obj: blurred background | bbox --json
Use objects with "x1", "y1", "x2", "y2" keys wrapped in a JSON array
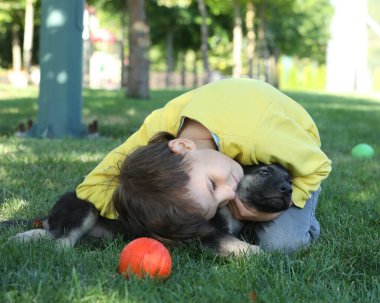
[{"x1": 0, "y1": 0, "x2": 379, "y2": 95}]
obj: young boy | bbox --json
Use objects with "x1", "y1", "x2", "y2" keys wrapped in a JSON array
[{"x1": 76, "y1": 78, "x2": 332, "y2": 253}]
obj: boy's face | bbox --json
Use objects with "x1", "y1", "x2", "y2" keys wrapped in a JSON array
[{"x1": 183, "y1": 149, "x2": 244, "y2": 219}]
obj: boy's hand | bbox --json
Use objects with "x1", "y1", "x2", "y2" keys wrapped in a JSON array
[{"x1": 228, "y1": 196, "x2": 284, "y2": 222}]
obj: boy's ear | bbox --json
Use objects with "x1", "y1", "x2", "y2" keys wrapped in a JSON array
[{"x1": 168, "y1": 138, "x2": 196, "y2": 154}]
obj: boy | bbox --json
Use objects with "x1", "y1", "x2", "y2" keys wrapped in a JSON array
[{"x1": 77, "y1": 78, "x2": 331, "y2": 253}]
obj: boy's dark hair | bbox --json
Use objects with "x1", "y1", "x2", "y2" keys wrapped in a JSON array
[{"x1": 113, "y1": 132, "x2": 215, "y2": 241}]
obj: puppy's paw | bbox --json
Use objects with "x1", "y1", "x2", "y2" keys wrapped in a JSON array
[
  {"x1": 248, "y1": 244, "x2": 263, "y2": 255},
  {"x1": 9, "y1": 229, "x2": 52, "y2": 243},
  {"x1": 232, "y1": 242, "x2": 263, "y2": 256},
  {"x1": 218, "y1": 237, "x2": 263, "y2": 257}
]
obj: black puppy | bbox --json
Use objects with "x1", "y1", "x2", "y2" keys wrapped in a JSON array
[
  {"x1": 238, "y1": 164, "x2": 292, "y2": 212},
  {"x1": 200, "y1": 163, "x2": 292, "y2": 255},
  {"x1": 6, "y1": 164, "x2": 292, "y2": 256}
]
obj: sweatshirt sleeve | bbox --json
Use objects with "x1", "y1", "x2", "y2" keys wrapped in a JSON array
[
  {"x1": 76, "y1": 108, "x2": 166, "y2": 219},
  {"x1": 253, "y1": 103, "x2": 332, "y2": 208}
]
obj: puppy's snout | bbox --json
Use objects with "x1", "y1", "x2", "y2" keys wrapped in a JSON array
[{"x1": 278, "y1": 182, "x2": 293, "y2": 194}]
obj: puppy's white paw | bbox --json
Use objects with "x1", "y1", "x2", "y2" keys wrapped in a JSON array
[
  {"x1": 249, "y1": 244, "x2": 263, "y2": 254},
  {"x1": 9, "y1": 229, "x2": 52, "y2": 243},
  {"x1": 218, "y1": 236, "x2": 263, "y2": 256}
]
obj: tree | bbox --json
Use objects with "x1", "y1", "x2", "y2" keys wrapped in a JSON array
[
  {"x1": 121, "y1": 0, "x2": 128, "y2": 87},
  {"x1": 232, "y1": 0, "x2": 242, "y2": 77},
  {"x1": 223, "y1": 0, "x2": 331, "y2": 80},
  {"x1": 0, "y1": 0, "x2": 40, "y2": 77},
  {"x1": 256, "y1": 1, "x2": 270, "y2": 81},
  {"x1": 245, "y1": 1, "x2": 255, "y2": 78},
  {"x1": 11, "y1": 22, "x2": 22, "y2": 72},
  {"x1": 264, "y1": 0, "x2": 333, "y2": 64},
  {"x1": 148, "y1": 2, "x2": 182, "y2": 87},
  {"x1": 30, "y1": 0, "x2": 86, "y2": 138},
  {"x1": 127, "y1": 0, "x2": 150, "y2": 98},
  {"x1": 0, "y1": 1, "x2": 24, "y2": 71},
  {"x1": 23, "y1": 0, "x2": 34, "y2": 81},
  {"x1": 149, "y1": 1, "x2": 201, "y2": 87},
  {"x1": 197, "y1": 0, "x2": 210, "y2": 83}
]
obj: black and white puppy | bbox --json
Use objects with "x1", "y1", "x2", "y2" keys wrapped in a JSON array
[
  {"x1": 200, "y1": 163, "x2": 292, "y2": 255},
  {"x1": 6, "y1": 163, "x2": 292, "y2": 256}
]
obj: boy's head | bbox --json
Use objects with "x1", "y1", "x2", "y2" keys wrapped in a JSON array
[
  {"x1": 113, "y1": 132, "x2": 215, "y2": 240},
  {"x1": 168, "y1": 137, "x2": 244, "y2": 220}
]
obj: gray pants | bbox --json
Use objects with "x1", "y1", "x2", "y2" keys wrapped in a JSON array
[{"x1": 254, "y1": 188, "x2": 321, "y2": 253}]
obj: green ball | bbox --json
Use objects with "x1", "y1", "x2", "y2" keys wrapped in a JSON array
[{"x1": 351, "y1": 143, "x2": 375, "y2": 159}]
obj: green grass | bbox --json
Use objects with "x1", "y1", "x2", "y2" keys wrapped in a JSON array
[{"x1": 1, "y1": 85, "x2": 379, "y2": 303}]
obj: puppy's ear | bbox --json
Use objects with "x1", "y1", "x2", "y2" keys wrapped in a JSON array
[{"x1": 168, "y1": 139, "x2": 196, "y2": 154}]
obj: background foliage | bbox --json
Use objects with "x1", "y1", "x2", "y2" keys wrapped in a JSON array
[{"x1": 0, "y1": 0, "x2": 333, "y2": 75}]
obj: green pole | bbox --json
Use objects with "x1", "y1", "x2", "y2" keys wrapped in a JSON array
[{"x1": 29, "y1": 0, "x2": 87, "y2": 138}]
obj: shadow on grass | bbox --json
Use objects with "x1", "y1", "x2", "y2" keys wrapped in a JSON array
[
  {"x1": 0, "y1": 98, "x2": 37, "y2": 136},
  {"x1": 0, "y1": 88, "x2": 186, "y2": 137},
  {"x1": 0, "y1": 137, "x2": 122, "y2": 220},
  {"x1": 287, "y1": 91, "x2": 380, "y2": 109}
]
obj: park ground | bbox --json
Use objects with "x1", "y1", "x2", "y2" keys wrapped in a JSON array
[{"x1": 0, "y1": 85, "x2": 379, "y2": 302}]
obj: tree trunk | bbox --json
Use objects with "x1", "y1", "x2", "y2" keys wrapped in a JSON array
[
  {"x1": 197, "y1": 0, "x2": 210, "y2": 84},
  {"x1": 192, "y1": 52, "x2": 198, "y2": 87},
  {"x1": 165, "y1": 29, "x2": 174, "y2": 88},
  {"x1": 12, "y1": 23, "x2": 22, "y2": 72},
  {"x1": 246, "y1": 1, "x2": 255, "y2": 78},
  {"x1": 127, "y1": 0, "x2": 150, "y2": 99},
  {"x1": 257, "y1": 2, "x2": 269, "y2": 81},
  {"x1": 121, "y1": 0, "x2": 128, "y2": 87},
  {"x1": 23, "y1": 0, "x2": 34, "y2": 82},
  {"x1": 82, "y1": 8, "x2": 92, "y2": 87},
  {"x1": 271, "y1": 48, "x2": 280, "y2": 88},
  {"x1": 232, "y1": 0, "x2": 242, "y2": 78},
  {"x1": 180, "y1": 51, "x2": 186, "y2": 87}
]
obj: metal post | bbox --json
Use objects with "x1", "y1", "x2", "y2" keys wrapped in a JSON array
[{"x1": 28, "y1": 0, "x2": 87, "y2": 138}]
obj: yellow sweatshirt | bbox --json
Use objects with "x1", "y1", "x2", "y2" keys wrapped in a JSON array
[{"x1": 77, "y1": 78, "x2": 332, "y2": 219}]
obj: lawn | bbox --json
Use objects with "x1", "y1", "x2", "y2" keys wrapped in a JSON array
[{"x1": 0, "y1": 85, "x2": 379, "y2": 303}]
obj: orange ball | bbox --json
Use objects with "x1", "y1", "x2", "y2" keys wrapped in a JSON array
[{"x1": 119, "y1": 237, "x2": 172, "y2": 280}]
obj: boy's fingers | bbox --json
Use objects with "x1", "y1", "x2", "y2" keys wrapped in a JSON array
[
  {"x1": 229, "y1": 197, "x2": 284, "y2": 222},
  {"x1": 229, "y1": 198, "x2": 256, "y2": 220}
]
